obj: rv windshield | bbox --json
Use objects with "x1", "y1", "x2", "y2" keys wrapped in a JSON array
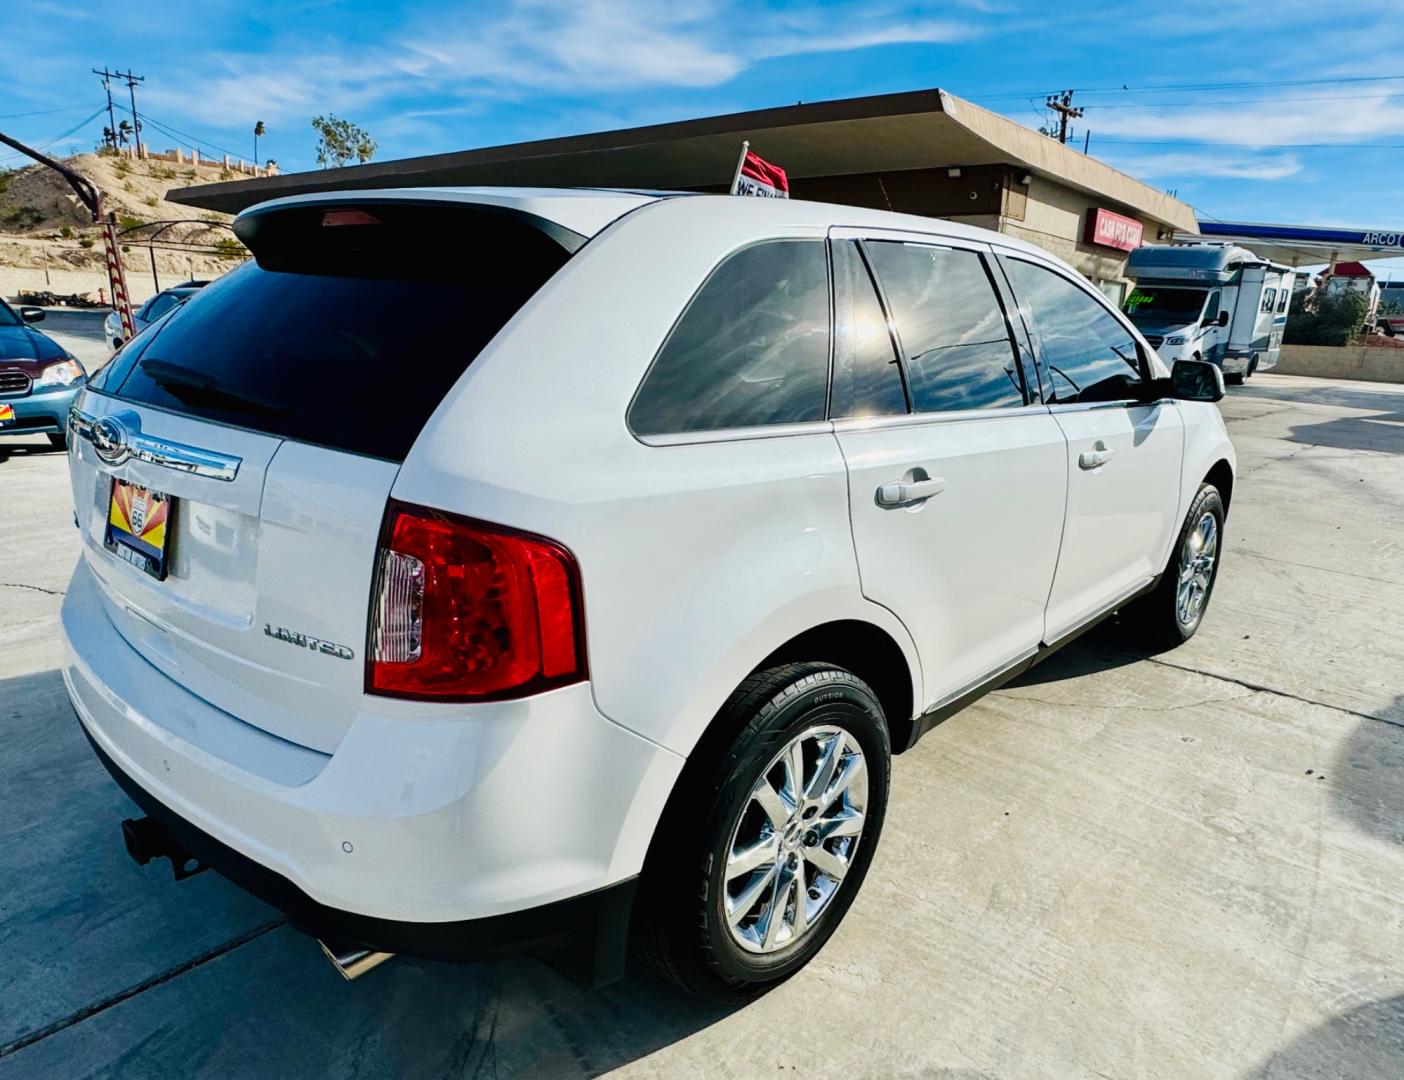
[{"x1": 1123, "y1": 287, "x2": 1207, "y2": 322}]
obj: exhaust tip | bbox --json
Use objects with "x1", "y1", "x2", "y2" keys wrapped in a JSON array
[{"x1": 318, "y1": 939, "x2": 394, "y2": 981}]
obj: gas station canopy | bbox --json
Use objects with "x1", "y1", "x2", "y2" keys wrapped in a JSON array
[{"x1": 1174, "y1": 221, "x2": 1404, "y2": 269}]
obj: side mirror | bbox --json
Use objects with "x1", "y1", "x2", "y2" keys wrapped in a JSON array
[
  {"x1": 19, "y1": 306, "x2": 44, "y2": 323},
  {"x1": 1171, "y1": 359, "x2": 1225, "y2": 402},
  {"x1": 1218, "y1": 310, "x2": 1230, "y2": 328}
]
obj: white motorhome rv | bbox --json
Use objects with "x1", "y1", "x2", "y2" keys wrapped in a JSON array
[{"x1": 1125, "y1": 244, "x2": 1294, "y2": 383}]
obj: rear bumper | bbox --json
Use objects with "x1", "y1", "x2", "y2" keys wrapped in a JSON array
[
  {"x1": 61, "y1": 556, "x2": 683, "y2": 947},
  {"x1": 82, "y1": 723, "x2": 637, "y2": 966},
  {"x1": 0, "y1": 382, "x2": 80, "y2": 435}
]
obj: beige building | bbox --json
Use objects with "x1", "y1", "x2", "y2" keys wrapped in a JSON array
[{"x1": 170, "y1": 88, "x2": 1198, "y2": 301}]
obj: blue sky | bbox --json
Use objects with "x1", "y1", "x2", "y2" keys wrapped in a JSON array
[{"x1": 2, "y1": 0, "x2": 1402, "y2": 273}]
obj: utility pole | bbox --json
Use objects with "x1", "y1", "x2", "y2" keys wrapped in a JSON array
[
  {"x1": 93, "y1": 68, "x2": 144, "y2": 152},
  {"x1": 93, "y1": 68, "x2": 117, "y2": 150},
  {"x1": 1043, "y1": 90, "x2": 1084, "y2": 145},
  {"x1": 122, "y1": 69, "x2": 144, "y2": 151}
]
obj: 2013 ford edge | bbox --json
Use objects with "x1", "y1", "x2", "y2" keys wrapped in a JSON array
[{"x1": 62, "y1": 188, "x2": 1233, "y2": 1001}]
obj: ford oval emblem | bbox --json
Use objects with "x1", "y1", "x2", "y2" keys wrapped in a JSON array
[{"x1": 91, "y1": 416, "x2": 131, "y2": 465}]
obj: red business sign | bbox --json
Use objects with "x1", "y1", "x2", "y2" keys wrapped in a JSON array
[{"x1": 1085, "y1": 208, "x2": 1144, "y2": 252}]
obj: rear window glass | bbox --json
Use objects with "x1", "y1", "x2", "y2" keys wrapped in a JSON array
[{"x1": 102, "y1": 203, "x2": 576, "y2": 461}]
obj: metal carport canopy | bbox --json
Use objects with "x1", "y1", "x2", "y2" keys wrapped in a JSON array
[
  {"x1": 1178, "y1": 221, "x2": 1404, "y2": 268},
  {"x1": 164, "y1": 88, "x2": 1196, "y2": 235}
]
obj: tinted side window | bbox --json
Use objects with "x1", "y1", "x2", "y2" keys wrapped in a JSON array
[
  {"x1": 629, "y1": 241, "x2": 830, "y2": 436},
  {"x1": 831, "y1": 241, "x2": 907, "y2": 419},
  {"x1": 1277, "y1": 288, "x2": 1289, "y2": 313},
  {"x1": 864, "y1": 241, "x2": 1024, "y2": 413},
  {"x1": 143, "y1": 293, "x2": 181, "y2": 321},
  {"x1": 1002, "y1": 258, "x2": 1142, "y2": 404},
  {"x1": 1260, "y1": 288, "x2": 1276, "y2": 313}
]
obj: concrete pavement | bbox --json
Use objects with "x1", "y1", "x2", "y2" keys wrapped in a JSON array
[{"x1": 0, "y1": 373, "x2": 1400, "y2": 1079}]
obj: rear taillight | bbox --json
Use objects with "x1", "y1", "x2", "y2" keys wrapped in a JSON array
[{"x1": 367, "y1": 502, "x2": 586, "y2": 700}]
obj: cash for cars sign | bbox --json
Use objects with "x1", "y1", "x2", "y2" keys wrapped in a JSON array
[{"x1": 730, "y1": 141, "x2": 789, "y2": 199}]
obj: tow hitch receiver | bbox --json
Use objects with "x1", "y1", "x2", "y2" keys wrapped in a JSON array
[{"x1": 121, "y1": 816, "x2": 208, "y2": 881}]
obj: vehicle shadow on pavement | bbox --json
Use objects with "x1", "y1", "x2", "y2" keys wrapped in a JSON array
[
  {"x1": 0, "y1": 666, "x2": 740, "y2": 1078},
  {"x1": 1002, "y1": 617, "x2": 1156, "y2": 690},
  {"x1": 0, "y1": 443, "x2": 65, "y2": 465},
  {"x1": 1238, "y1": 694, "x2": 1404, "y2": 1077},
  {"x1": 1234, "y1": 381, "x2": 1404, "y2": 456}
]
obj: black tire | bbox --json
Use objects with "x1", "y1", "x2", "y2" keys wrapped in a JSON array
[
  {"x1": 45, "y1": 432, "x2": 67, "y2": 450},
  {"x1": 1125, "y1": 483, "x2": 1225, "y2": 649},
  {"x1": 636, "y1": 663, "x2": 891, "y2": 1002},
  {"x1": 1224, "y1": 371, "x2": 1245, "y2": 385}
]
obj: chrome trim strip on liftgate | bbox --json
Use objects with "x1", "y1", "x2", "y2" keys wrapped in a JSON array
[{"x1": 70, "y1": 408, "x2": 242, "y2": 482}]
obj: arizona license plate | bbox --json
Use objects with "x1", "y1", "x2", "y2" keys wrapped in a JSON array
[
  {"x1": 105, "y1": 479, "x2": 173, "y2": 580},
  {"x1": 0, "y1": 403, "x2": 13, "y2": 427}
]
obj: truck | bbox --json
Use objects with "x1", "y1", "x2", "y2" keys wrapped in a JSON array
[{"x1": 1124, "y1": 244, "x2": 1294, "y2": 384}]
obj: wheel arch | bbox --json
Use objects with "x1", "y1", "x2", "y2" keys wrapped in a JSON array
[
  {"x1": 1204, "y1": 458, "x2": 1234, "y2": 513},
  {"x1": 634, "y1": 617, "x2": 918, "y2": 929}
]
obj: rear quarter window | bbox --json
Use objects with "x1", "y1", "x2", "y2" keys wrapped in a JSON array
[{"x1": 628, "y1": 240, "x2": 831, "y2": 436}]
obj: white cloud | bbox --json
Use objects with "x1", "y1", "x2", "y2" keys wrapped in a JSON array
[
  {"x1": 1090, "y1": 95, "x2": 1404, "y2": 147},
  {"x1": 1101, "y1": 150, "x2": 1304, "y2": 181},
  {"x1": 141, "y1": 0, "x2": 984, "y2": 129}
]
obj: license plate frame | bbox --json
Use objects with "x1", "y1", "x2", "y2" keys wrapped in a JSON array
[{"x1": 104, "y1": 478, "x2": 174, "y2": 580}]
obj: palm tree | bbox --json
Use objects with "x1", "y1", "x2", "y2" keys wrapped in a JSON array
[
  {"x1": 116, "y1": 119, "x2": 134, "y2": 147},
  {"x1": 253, "y1": 121, "x2": 265, "y2": 166}
]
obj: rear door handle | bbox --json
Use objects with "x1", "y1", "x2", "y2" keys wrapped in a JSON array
[
  {"x1": 1078, "y1": 442, "x2": 1115, "y2": 470},
  {"x1": 877, "y1": 476, "x2": 946, "y2": 507}
]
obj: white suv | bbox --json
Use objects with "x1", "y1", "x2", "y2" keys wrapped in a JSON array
[{"x1": 61, "y1": 188, "x2": 1234, "y2": 1000}]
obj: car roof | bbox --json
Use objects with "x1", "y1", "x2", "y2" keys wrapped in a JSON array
[{"x1": 235, "y1": 185, "x2": 1052, "y2": 257}]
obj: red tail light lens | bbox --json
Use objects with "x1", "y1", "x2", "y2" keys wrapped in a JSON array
[{"x1": 367, "y1": 502, "x2": 586, "y2": 700}]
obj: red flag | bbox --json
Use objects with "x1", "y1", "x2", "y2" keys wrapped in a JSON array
[{"x1": 732, "y1": 145, "x2": 789, "y2": 199}]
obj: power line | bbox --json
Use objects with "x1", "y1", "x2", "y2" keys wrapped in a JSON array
[
  {"x1": 0, "y1": 106, "x2": 105, "y2": 165},
  {"x1": 1095, "y1": 137, "x2": 1404, "y2": 149},
  {"x1": 0, "y1": 103, "x2": 90, "y2": 120},
  {"x1": 969, "y1": 73, "x2": 1404, "y2": 102},
  {"x1": 113, "y1": 102, "x2": 246, "y2": 161},
  {"x1": 1083, "y1": 92, "x2": 1404, "y2": 110}
]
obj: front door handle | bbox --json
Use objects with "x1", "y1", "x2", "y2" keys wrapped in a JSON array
[
  {"x1": 877, "y1": 476, "x2": 946, "y2": 507},
  {"x1": 1078, "y1": 442, "x2": 1115, "y2": 470}
]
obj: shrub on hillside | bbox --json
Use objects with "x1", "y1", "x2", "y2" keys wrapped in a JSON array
[{"x1": 1284, "y1": 288, "x2": 1370, "y2": 347}]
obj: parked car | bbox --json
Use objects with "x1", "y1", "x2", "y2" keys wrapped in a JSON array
[
  {"x1": 1376, "y1": 311, "x2": 1404, "y2": 337},
  {"x1": 62, "y1": 189, "x2": 1234, "y2": 1001},
  {"x1": 0, "y1": 298, "x2": 86, "y2": 448},
  {"x1": 103, "y1": 286, "x2": 203, "y2": 354}
]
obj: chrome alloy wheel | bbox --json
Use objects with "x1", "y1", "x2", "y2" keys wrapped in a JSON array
[
  {"x1": 723, "y1": 725, "x2": 868, "y2": 954},
  {"x1": 1177, "y1": 511, "x2": 1219, "y2": 627}
]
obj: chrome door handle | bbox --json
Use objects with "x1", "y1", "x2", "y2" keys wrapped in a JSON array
[
  {"x1": 877, "y1": 476, "x2": 946, "y2": 507},
  {"x1": 1078, "y1": 444, "x2": 1115, "y2": 470},
  {"x1": 70, "y1": 408, "x2": 241, "y2": 482}
]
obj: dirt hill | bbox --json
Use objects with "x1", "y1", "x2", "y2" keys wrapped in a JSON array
[{"x1": 0, "y1": 152, "x2": 244, "y2": 280}]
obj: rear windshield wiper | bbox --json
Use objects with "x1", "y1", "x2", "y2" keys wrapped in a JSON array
[{"x1": 136, "y1": 358, "x2": 289, "y2": 417}]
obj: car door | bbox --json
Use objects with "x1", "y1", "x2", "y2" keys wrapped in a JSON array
[
  {"x1": 831, "y1": 230, "x2": 1068, "y2": 712},
  {"x1": 998, "y1": 252, "x2": 1185, "y2": 641},
  {"x1": 1201, "y1": 289, "x2": 1224, "y2": 363}
]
